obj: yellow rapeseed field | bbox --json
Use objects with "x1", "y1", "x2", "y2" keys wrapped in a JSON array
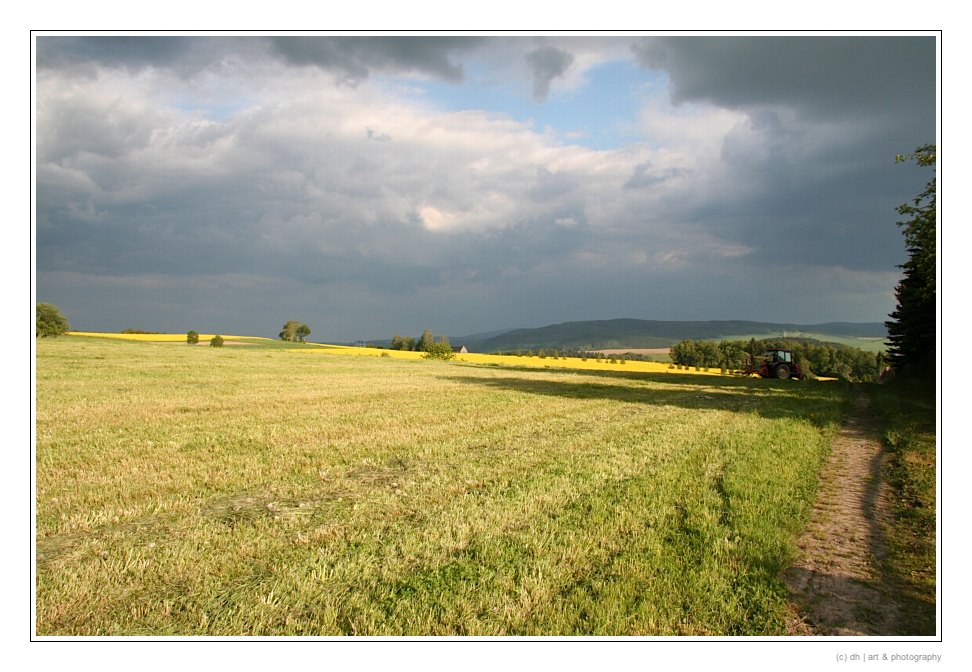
[
  {"x1": 65, "y1": 332, "x2": 828, "y2": 379},
  {"x1": 292, "y1": 343, "x2": 729, "y2": 376}
]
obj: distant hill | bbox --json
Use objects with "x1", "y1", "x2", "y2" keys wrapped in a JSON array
[
  {"x1": 363, "y1": 328, "x2": 515, "y2": 350},
  {"x1": 471, "y1": 319, "x2": 888, "y2": 353}
]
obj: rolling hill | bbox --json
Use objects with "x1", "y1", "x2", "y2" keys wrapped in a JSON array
[{"x1": 465, "y1": 319, "x2": 887, "y2": 353}]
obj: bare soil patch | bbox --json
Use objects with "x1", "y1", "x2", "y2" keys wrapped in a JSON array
[{"x1": 784, "y1": 394, "x2": 903, "y2": 635}]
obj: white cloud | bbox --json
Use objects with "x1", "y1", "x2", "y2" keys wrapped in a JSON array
[
  {"x1": 638, "y1": 95, "x2": 748, "y2": 154},
  {"x1": 33, "y1": 58, "x2": 841, "y2": 285}
]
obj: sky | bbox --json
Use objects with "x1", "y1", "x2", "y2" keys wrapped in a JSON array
[{"x1": 33, "y1": 34, "x2": 938, "y2": 342}]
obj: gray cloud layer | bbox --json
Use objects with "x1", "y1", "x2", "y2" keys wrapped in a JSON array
[
  {"x1": 632, "y1": 36, "x2": 935, "y2": 122},
  {"x1": 36, "y1": 35, "x2": 484, "y2": 84},
  {"x1": 631, "y1": 36, "x2": 936, "y2": 271},
  {"x1": 34, "y1": 35, "x2": 936, "y2": 340}
]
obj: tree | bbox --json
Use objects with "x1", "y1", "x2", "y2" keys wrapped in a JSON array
[
  {"x1": 36, "y1": 302, "x2": 70, "y2": 337},
  {"x1": 210, "y1": 334, "x2": 224, "y2": 347},
  {"x1": 670, "y1": 340, "x2": 697, "y2": 366},
  {"x1": 885, "y1": 145, "x2": 936, "y2": 379},
  {"x1": 416, "y1": 329, "x2": 435, "y2": 352},
  {"x1": 422, "y1": 337, "x2": 455, "y2": 360},
  {"x1": 187, "y1": 330, "x2": 199, "y2": 345},
  {"x1": 279, "y1": 320, "x2": 311, "y2": 343}
]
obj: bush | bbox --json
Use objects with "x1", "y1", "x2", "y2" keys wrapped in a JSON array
[
  {"x1": 422, "y1": 341, "x2": 455, "y2": 360},
  {"x1": 210, "y1": 335, "x2": 224, "y2": 348},
  {"x1": 187, "y1": 331, "x2": 200, "y2": 345},
  {"x1": 36, "y1": 303, "x2": 70, "y2": 337}
]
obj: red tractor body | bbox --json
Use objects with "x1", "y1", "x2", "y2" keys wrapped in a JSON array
[{"x1": 747, "y1": 349, "x2": 803, "y2": 380}]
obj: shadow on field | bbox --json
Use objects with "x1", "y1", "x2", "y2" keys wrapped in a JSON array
[{"x1": 445, "y1": 368, "x2": 847, "y2": 428}]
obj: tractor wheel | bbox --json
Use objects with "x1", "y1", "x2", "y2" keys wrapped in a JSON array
[{"x1": 775, "y1": 364, "x2": 791, "y2": 380}]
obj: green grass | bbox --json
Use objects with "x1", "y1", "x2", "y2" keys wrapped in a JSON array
[
  {"x1": 866, "y1": 380, "x2": 937, "y2": 634},
  {"x1": 35, "y1": 336, "x2": 850, "y2": 636}
]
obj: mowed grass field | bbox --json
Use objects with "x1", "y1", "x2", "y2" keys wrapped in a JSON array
[{"x1": 35, "y1": 335, "x2": 851, "y2": 636}]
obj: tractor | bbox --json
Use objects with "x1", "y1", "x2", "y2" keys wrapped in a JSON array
[{"x1": 746, "y1": 349, "x2": 803, "y2": 380}]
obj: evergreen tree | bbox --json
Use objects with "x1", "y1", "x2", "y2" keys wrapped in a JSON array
[{"x1": 886, "y1": 145, "x2": 936, "y2": 379}]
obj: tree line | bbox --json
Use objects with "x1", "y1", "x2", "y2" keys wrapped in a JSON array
[
  {"x1": 390, "y1": 329, "x2": 446, "y2": 352},
  {"x1": 670, "y1": 338, "x2": 884, "y2": 382},
  {"x1": 389, "y1": 329, "x2": 455, "y2": 359}
]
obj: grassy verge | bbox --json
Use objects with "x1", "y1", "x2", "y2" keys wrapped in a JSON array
[
  {"x1": 35, "y1": 336, "x2": 849, "y2": 636},
  {"x1": 866, "y1": 380, "x2": 937, "y2": 634}
]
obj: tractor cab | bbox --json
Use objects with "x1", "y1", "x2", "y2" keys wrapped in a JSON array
[
  {"x1": 749, "y1": 349, "x2": 803, "y2": 380},
  {"x1": 763, "y1": 349, "x2": 792, "y2": 364}
]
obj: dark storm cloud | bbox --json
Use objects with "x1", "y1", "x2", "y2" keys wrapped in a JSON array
[
  {"x1": 524, "y1": 46, "x2": 575, "y2": 101},
  {"x1": 631, "y1": 35, "x2": 936, "y2": 274},
  {"x1": 267, "y1": 36, "x2": 481, "y2": 84},
  {"x1": 36, "y1": 36, "x2": 190, "y2": 70},
  {"x1": 33, "y1": 36, "x2": 265, "y2": 78},
  {"x1": 36, "y1": 35, "x2": 485, "y2": 84},
  {"x1": 631, "y1": 36, "x2": 936, "y2": 123}
]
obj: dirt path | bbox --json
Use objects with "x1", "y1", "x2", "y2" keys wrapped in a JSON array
[{"x1": 783, "y1": 393, "x2": 903, "y2": 635}]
